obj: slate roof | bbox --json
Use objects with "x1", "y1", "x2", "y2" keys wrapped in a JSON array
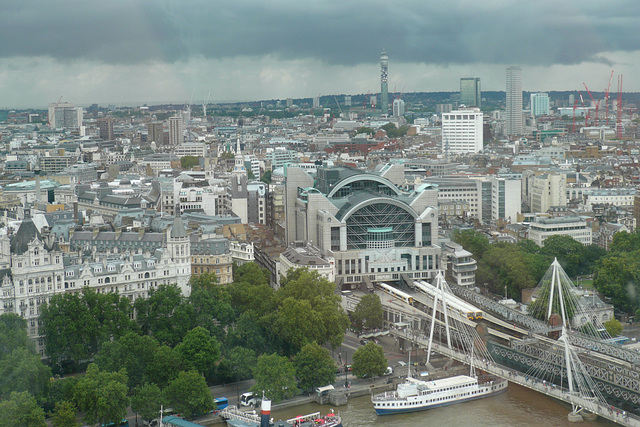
[
  {"x1": 170, "y1": 216, "x2": 188, "y2": 238},
  {"x1": 10, "y1": 218, "x2": 42, "y2": 255}
]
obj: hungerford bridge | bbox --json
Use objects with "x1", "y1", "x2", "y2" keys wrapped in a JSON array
[{"x1": 346, "y1": 260, "x2": 640, "y2": 425}]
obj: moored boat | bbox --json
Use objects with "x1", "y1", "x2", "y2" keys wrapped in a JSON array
[
  {"x1": 372, "y1": 373, "x2": 507, "y2": 415},
  {"x1": 222, "y1": 397, "x2": 342, "y2": 427}
]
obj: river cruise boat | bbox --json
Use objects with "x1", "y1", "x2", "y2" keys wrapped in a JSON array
[
  {"x1": 222, "y1": 397, "x2": 342, "y2": 427},
  {"x1": 372, "y1": 374, "x2": 507, "y2": 415}
]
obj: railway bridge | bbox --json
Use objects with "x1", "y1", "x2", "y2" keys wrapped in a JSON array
[{"x1": 345, "y1": 261, "x2": 640, "y2": 425}]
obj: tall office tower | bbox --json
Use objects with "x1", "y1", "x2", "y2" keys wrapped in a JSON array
[
  {"x1": 506, "y1": 66, "x2": 523, "y2": 136},
  {"x1": 97, "y1": 117, "x2": 114, "y2": 141},
  {"x1": 286, "y1": 98, "x2": 293, "y2": 108},
  {"x1": 168, "y1": 116, "x2": 184, "y2": 146},
  {"x1": 530, "y1": 92, "x2": 550, "y2": 116},
  {"x1": 460, "y1": 77, "x2": 481, "y2": 108},
  {"x1": 147, "y1": 122, "x2": 164, "y2": 144},
  {"x1": 344, "y1": 96, "x2": 352, "y2": 106},
  {"x1": 441, "y1": 108, "x2": 484, "y2": 154},
  {"x1": 313, "y1": 96, "x2": 320, "y2": 109},
  {"x1": 380, "y1": 50, "x2": 389, "y2": 114},
  {"x1": 569, "y1": 94, "x2": 575, "y2": 106},
  {"x1": 392, "y1": 98, "x2": 405, "y2": 117}
]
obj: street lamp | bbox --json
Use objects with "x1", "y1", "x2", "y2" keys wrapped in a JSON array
[
  {"x1": 343, "y1": 349, "x2": 349, "y2": 389},
  {"x1": 235, "y1": 367, "x2": 240, "y2": 407}
]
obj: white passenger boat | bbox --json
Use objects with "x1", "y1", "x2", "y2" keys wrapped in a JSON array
[{"x1": 372, "y1": 373, "x2": 507, "y2": 415}]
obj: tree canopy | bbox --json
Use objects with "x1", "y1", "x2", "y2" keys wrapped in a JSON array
[
  {"x1": 94, "y1": 332, "x2": 159, "y2": 391},
  {"x1": 251, "y1": 353, "x2": 299, "y2": 403},
  {"x1": 351, "y1": 294, "x2": 383, "y2": 331},
  {"x1": 352, "y1": 342, "x2": 387, "y2": 379},
  {"x1": 73, "y1": 364, "x2": 129, "y2": 426},
  {"x1": 131, "y1": 383, "x2": 165, "y2": 423},
  {"x1": 134, "y1": 284, "x2": 196, "y2": 347},
  {"x1": 40, "y1": 289, "x2": 136, "y2": 367},
  {"x1": 0, "y1": 313, "x2": 32, "y2": 357},
  {"x1": 174, "y1": 326, "x2": 221, "y2": 376},
  {"x1": 0, "y1": 391, "x2": 46, "y2": 427},
  {"x1": 180, "y1": 156, "x2": 200, "y2": 169},
  {"x1": 294, "y1": 342, "x2": 336, "y2": 391},
  {"x1": 163, "y1": 371, "x2": 214, "y2": 418},
  {"x1": 275, "y1": 268, "x2": 349, "y2": 351},
  {"x1": 0, "y1": 348, "x2": 51, "y2": 402},
  {"x1": 50, "y1": 401, "x2": 80, "y2": 427}
]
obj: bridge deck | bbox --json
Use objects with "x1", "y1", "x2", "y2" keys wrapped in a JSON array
[{"x1": 391, "y1": 329, "x2": 639, "y2": 426}]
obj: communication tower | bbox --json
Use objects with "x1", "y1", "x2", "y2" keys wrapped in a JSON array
[{"x1": 380, "y1": 50, "x2": 389, "y2": 115}]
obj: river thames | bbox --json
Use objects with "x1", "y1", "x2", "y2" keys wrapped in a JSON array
[{"x1": 270, "y1": 382, "x2": 617, "y2": 426}]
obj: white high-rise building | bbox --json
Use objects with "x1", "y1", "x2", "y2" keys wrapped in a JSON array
[
  {"x1": 48, "y1": 102, "x2": 83, "y2": 129},
  {"x1": 313, "y1": 97, "x2": 320, "y2": 109},
  {"x1": 441, "y1": 108, "x2": 483, "y2": 154},
  {"x1": 530, "y1": 93, "x2": 550, "y2": 116},
  {"x1": 490, "y1": 176, "x2": 521, "y2": 223},
  {"x1": 530, "y1": 173, "x2": 567, "y2": 213},
  {"x1": 344, "y1": 96, "x2": 352, "y2": 107},
  {"x1": 168, "y1": 116, "x2": 184, "y2": 146},
  {"x1": 392, "y1": 98, "x2": 406, "y2": 117},
  {"x1": 506, "y1": 66, "x2": 523, "y2": 136}
]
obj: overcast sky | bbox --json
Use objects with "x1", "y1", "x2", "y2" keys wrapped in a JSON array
[{"x1": 1, "y1": 0, "x2": 639, "y2": 108}]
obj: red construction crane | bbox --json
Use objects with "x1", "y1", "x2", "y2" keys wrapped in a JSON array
[
  {"x1": 583, "y1": 82, "x2": 600, "y2": 126},
  {"x1": 617, "y1": 74, "x2": 623, "y2": 139},
  {"x1": 604, "y1": 70, "x2": 614, "y2": 126}
]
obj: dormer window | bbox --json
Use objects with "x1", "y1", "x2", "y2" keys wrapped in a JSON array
[{"x1": 34, "y1": 249, "x2": 39, "y2": 256}]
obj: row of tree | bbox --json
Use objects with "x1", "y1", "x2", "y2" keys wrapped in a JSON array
[
  {"x1": 453, "y1": 230, "x2": 606, "y2": 301},
  {"x1": 10, "y1": 265, "x2": 355, "y2": 425}
]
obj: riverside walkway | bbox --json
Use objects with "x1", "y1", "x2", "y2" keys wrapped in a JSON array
[{"x1": 391, "y1": 328, "x2": 639, "y2": 426}]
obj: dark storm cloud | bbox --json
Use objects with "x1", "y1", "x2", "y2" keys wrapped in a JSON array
[{"x1": 1, "y1": 0, "x2": 638, "y2": 66}]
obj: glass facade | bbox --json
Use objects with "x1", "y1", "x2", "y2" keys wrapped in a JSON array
[{"x1": 345, "y1": 203, "x2": 414, "y2": 250}]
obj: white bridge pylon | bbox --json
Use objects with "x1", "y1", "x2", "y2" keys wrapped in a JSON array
[
  {"x1": 559, "y1": 326, "x2": 608, "y2": 415},
  {"x1": 424, "y1": 271, "x2": 490, "y2": 372},
  {"x1": 529, "y1": 257, "x2": 611, "y2": 339}
]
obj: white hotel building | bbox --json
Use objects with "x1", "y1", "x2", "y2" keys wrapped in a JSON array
[
  {"x1": 441, "y1": 108, "x2": 483, "y2": 154},
  {"x1": 528, "y1": 216, "x2": 592, "y2": 247},
  {"x1": 0, "y1": 216, "x2": 192, "y2": 355}
]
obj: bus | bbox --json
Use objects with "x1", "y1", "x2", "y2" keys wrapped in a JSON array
[{"x1": 214, "y1": 397, "x2": 229, "y2": 410}]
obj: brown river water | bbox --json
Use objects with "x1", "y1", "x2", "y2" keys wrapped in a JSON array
[{"x1": 269, "y1": 382, "x2": 617, "y2": 426}]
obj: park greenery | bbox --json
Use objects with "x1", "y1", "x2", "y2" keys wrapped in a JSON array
[
  {"x1": 8, "y1": 225, "x2": 640, "y2": 423},
  {"x1": 180, "y1": 155, "x2": 200, "y2": 169},
  {"x1": 351, "y1": 294, "x2": 383, "y2": 331},
  {"x1": 453, "y1": 230, "x2": 606, "y2": 302},
  {"x1": 0, "y1": 266, "x2": 354, "y2": 423},
  {"x1": 352, "y1": 342, "x2": 387, "y2": 379}
]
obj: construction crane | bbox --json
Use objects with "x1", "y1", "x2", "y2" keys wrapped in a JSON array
[
  {"x1": 582, "y1": 82, "x2": 600, "y2": 126},
  {"x1": 617, "y1": 74, "x2": 624, "y2": 139},
  {"x1": 333, "y1": 95, "x2": 343, "y2": 116},
  {"x1": 48, "y1": 95, "x2": 63, "y2": 128},
  {"x1": 604, "y1": 70, "x2": 614, "y2": 126},
  {"x1": 578, "y1": 91, "x2": 588, "y2": 128}
]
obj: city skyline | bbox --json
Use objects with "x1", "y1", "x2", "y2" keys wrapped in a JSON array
[{"x1": 1, "y1": 1, "x2": 640, "y2": 107}]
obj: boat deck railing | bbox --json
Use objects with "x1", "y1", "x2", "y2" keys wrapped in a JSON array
[
  {"x1": 285, "y1": 412, "x2": 320, "y2": 423},
  {"x1": 219, "y1": 405, "x2": 261, "y2": 423}
]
